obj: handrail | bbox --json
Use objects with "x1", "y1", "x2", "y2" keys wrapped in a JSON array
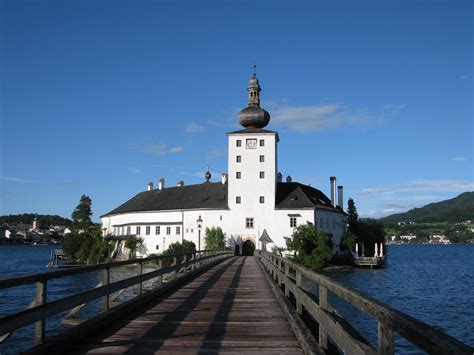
[
  {"x1": 0, "y1": 250, "x2": 211, "y2": 289},
  {"x1": 0, "y1": 250, "x2": 233, "y2": 348},
  {"x1": 257, "y1": 250, "x2": 473, "y2": 354}
]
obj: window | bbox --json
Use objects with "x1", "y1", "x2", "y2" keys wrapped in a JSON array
[
  {"x1": 156, "y1": 245, "x2": 159, "y2": 250},
  {"x1": 259, "y1": 196, "x2": 265, "y2": 204},
  {"x1": 220, "y1": 215, "x2": 222, "y2": 221},
  {"x1": 126, "y1": 226, "x2": 131, "y2": 235},
  {"x1": 259, "y1": 139, "x2": 264, "y2": 146},
  {"x1": 236, "y1": 196, "x2": 241, "y2": 204},
  {"x1": 236, "y1": 155, "x2": 241, "y2": 163},
  {"x1": 236, "y1": 171, "x2": 241, "y2": 179},
  {"x1": 260, "y1": 155, "x2": 265, "y2": 162},
  {"x1": 290, "y1": 217, "x2": 297, "y2": 228},
  {"x1": 146, "y1": 226, "x2": 150, "y2": 235},
  {"x1": 136, "y1": 226, "x2": 141, "y2": 235},
  {"x1": 259, "y1": 171, "x2": 265, "y2": 179},
  {"x1": 166, "y1": 226, "x2": 171, "y2": 235},
  {"x1": 236, "y1": 140, "x2": 241, "y2": 147},
  {"x1": 246, "y1": 217, "x2": 254, "y2": 229},
  {"x1": 176, "y1": 226, "x2": 181, "y2": 235},
  {"x1": 191, "y1": 228, "x2": 194, "y2": 233},
  {"x1": 156, "y1": 226, "x2": 160, "y2": 235}
]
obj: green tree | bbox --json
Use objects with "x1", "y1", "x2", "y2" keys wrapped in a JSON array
[
  {"x1": 71, "y1": 195, "x2": 94, "y2": 233},
  {"x1": 347, "y1": 198, "x2": 359, "y2": 233},
  {"x1": 340, "y1": 230, "x2": 358, "y2": 252},
  {"x1": 204, "y1": 227, "x2": 226, "y2": 250},
  {"x1": 285, "y1": 223, "x2": 333, "y2": 270},
  {"x1": 161, "y1": 240, "x2": 196, "y2": 266},
  {"x1": 62, "y1": 195, "x2": 113, "y2": 264}
]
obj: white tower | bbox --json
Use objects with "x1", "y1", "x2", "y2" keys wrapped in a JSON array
[{"x1": 227, "y1": 66, "x2": 279, "y2": 251}]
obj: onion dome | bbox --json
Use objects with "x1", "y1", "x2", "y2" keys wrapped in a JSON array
[
  {"x1": 238, "y1": 65, "x2": 271, "y2": 129},
  {"x1": 204, "y1": 169, "x2": 212, "y2": 182}
]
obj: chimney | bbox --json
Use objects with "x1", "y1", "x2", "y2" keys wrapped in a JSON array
[
  {"x1": 158, "y1": 178, "x2": 165, "y2": 190},
  {"x1": 337, "y1": 186, "x2": 344, "y2": 209},
  {"x1": 330, "y1": 176, "x2": 337, "y2": 207},
  {"x1": 147, "y1": 182, "x2": 154, "y2": 191},
  {"x1": 286, "y1": 175, "x2": 292, "y2": 183},
  {"x1": 177, "y1": 180, "x2": 184, "y2": 187},
  {"x1": 277, "y1": 172, "x2": 283, "y2": 183},
  {"x1": 221, "y1": 173, "x2": 228, "y2": 185}
]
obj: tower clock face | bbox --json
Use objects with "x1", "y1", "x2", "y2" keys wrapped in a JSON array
[{"x1": 246, "y1": 138, "x2": 257, "y2": 149}]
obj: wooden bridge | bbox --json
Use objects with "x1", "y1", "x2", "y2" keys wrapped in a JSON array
[{"x1": 0, "y1": 250, "x2": 473, "y2": 354}]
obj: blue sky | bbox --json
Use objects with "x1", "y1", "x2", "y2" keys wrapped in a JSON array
[{"x1": 1, "y1": 0, "x2": 472, "y2": 221}]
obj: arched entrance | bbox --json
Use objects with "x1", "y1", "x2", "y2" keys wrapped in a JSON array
[{"x1": 242, "y1": 240, "x2": 255, "y2": 256}]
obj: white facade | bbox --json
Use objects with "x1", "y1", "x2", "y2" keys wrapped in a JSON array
[{"x1": 101, "y1": 72, "x2": 347, "y2": 256}]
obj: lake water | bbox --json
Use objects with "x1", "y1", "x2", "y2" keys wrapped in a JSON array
[
  {"x1": 319, "y1": 244, "x2": 474, "y2": 353},
  {"x1": 0, "y1": 244, "x2": 473, "y2": 354}
]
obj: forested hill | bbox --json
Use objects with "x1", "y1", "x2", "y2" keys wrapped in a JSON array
[
  {"x1": 0, "y1": 214, "x2": 72, "y2": 227},
  {"x1": 380, "y1": 192, "x2": 474, "y2": 224}
]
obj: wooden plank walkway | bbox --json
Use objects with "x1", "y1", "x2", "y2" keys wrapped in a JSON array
[{"x1": 72, "y1": 256, "x2": 303, "y2": 354}]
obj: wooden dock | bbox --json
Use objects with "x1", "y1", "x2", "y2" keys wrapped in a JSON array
[
  {"x1": 1, "y1": 250, "x2": 473, "y2": 354},
  {"x1": 71, "y1": 257, "x2": 303, "y2": 354}
]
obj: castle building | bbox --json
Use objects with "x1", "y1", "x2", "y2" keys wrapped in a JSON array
[{"x1": 101, "y1": 70, "x2": 347, "y2": 256}]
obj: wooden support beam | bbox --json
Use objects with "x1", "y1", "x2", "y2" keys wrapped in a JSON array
[
  {"x1": 34, "y1": 280, "x2": 47, "y2": 345},
  {"x1": 378, "y1": 322, "x2": 395, "y2": 355},
  {"x1": 319, "y1": 285, "x2": 328, "y2": 349}
]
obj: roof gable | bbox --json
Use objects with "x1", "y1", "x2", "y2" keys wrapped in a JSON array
[{"x1": 102, "y1": 182, "x2": 228, "y2": 217}]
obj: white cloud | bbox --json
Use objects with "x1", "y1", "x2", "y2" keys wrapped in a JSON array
[
  {"x1": 185, "y1": 122, "x2": 205, "y2": 133},
  {"x1": 451, "y1": 156, "x2": 467, "y2": 162},
  {"x1": 206, "y1": 148, "x2": 225, "y2": 161},
  {"x1": 128, "y1": 167, "x2": 142, "y2": 174},
  {"x1": 1, "y1": 176, "x2": 41, "y2": 184},
  {"x1": 271, "y1": 103, "x2": 371, "y2": 133},
  {"x1": 359, "y1": 179, "x2": 474, "y2": 196},
  {"x1": 169, "y1": 146, "x2": 184, "y2": 154},
  {"x1": 130, "y1": 142, "x2": 184, "y2": 156},
  {"x1": 382, "y1": 104, "x2": 406, "y2": 115}
]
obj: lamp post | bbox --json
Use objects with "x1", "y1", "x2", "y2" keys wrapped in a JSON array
[{"x1": 196, "y1": 215, "x2": 203, "y2": 251}]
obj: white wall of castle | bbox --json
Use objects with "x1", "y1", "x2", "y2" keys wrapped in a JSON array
[{"x1": 101, "y1": 129, "x2": 347, "y2": 256}]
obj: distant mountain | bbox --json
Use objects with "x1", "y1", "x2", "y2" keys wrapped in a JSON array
[
  {"x1": 0, "y1": 214, "x2": 72, "y2": 227},
  {"x1": 380, "y1": 192, "x2": 474, "y2": 224}
]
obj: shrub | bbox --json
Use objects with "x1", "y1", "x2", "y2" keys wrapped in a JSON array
[
  {"x1": 204, "y1": 227, "x2": 225, "y2": 251},
  {"x1": 285, "y1": 223, "x2": 333, "y2": 270}
]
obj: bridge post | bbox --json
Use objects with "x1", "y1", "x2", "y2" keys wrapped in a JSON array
[
  {"x1": 378, "y1": 322, "x2": 395, "y2": 355},
  {"x1": 277, "y1": 259, "x2": 282, "y2": 287},
  {"x1": 158, "y1": 259, "x2": 163, "y2": 286},
  {"x1": 319, "y1": 285, "x2": 328, "y2": 349},
  {"x1": 296, "y1": 271, "x2": 302, "y2": 314},
  {"x1": 284, "y1": 262, "x2": 290, "y2": 297},
  {"x1": 34, "y1": 280, "x2": 47, "y2": 345},
  {"x1": 172, "y1": 257, "x2": 177, "y2": 279},
  {"x1": 138, "y1": 261, "x2": 143, "y2": 296},
  {"x1": 102, "y1": 267, "x2": 110, "y2": 312}
]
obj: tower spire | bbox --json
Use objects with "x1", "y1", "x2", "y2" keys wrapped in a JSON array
[
  {"x1": 238, "y1": 64, "x2": 270, "y2": 129},
  {"x1": 247, "y1": 63, "x2": 261, "y2": 106}
]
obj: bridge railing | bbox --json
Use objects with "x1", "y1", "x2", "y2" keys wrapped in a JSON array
[
  {"x1": 0, "y1": 250, "x2": 233, "y2": 348},
  {"x1": 257, "y1": 250, "x2": 473, "y2": 355}
]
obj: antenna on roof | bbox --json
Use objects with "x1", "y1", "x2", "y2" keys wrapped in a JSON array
[{"x1": 252, "y1": 58, "x2": 256, "y2": 75}]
